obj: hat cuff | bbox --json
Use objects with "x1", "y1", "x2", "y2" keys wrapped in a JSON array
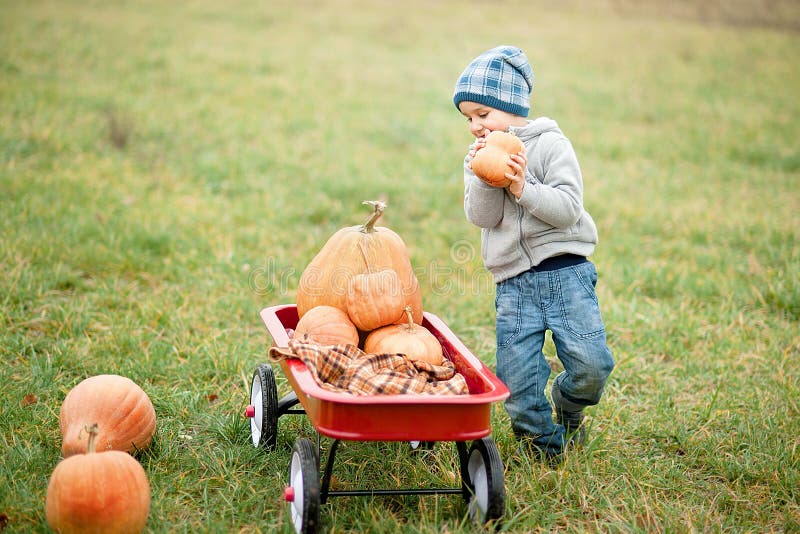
[{"x1": 453, "y1": 91, "x2": 529, "y2": 118}]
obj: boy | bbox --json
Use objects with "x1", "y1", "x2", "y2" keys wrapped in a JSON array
[{"x1": 453, "y1": 45, "x2": 615, "y2": 459}]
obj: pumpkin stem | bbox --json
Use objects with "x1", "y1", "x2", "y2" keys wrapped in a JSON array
[
  {"x1": 403, "y1": 305, "x2": 415, "y2": 332},
  {"x1": 361, "y1": 200, "x2": 386, "y2": 233},
  {"x1": 84, "y1": 423, "x2": 99, "y2": 453},
  {"x1": 356, "y1": 241, "x2": 372, "y2": 273}
]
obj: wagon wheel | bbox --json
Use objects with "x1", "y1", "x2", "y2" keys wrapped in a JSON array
[
  {"x1": 462, "y1": 436, "x2": 505, "y2": 526},
  {"x1": 248, "y1": 364, "x2": 278, "y2": 450},
  {"x1": 286, "y1": 438, "x2": 320, "y2": 534}
]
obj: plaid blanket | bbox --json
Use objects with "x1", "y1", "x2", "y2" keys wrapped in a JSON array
[{"x1": 269, "y1": 337, "x2": 469, "y2": 396}]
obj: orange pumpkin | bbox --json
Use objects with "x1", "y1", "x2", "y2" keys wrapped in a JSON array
[
  {"x1": 296, "y1": 200, "x2": 423, "y2": 323},
  {"x1": 294, "y1": 305, "x2": 359, "y2": 346},
  {"x1": 364, "y1": 306, "x2": 444, "y2": 366},
  {"x1": 471, "y1": 130, "x2": 525, "y2": 187},
  {"x1": 346, "y1": 241, "x2": 406, "y2": 331},
  {"x1": 60, "y1": 375, "x2": 156, "y2": 457},
  {"x1": 46, "y1": 423, "x2": 151, "y2": 534}
]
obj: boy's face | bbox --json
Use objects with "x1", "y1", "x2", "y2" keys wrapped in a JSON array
[{"x1": 458, "y1": 101, "x2": 528, "y2": 139}]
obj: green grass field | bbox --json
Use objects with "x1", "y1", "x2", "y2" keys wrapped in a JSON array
[{"x1": 2, "y1": 0, "x2": 798, "y2": 532}]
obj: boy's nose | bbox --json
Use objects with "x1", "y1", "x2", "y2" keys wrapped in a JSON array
[{"x1": 470, "y1": 122, "x2": 485, "y2": 137}]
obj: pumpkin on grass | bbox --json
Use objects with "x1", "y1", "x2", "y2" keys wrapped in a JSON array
[
  {"x1": 296, "y1": 200, "x2": 423, "y2": 323},
  {"x1": 60, "y1": 375, "x2": 156, "y2": 457},
  {"x1": 346, "y1": 241, "x2": 406, "y2": 331},
  {"x1": 471, "y1": 130, "x2": 525, "y2": 187},
  {"x1": 364, "y1": 306, "x2": 444, "y2": 366},
  {"x1": 46, "y1": 423, "x2": 151, "y2": 534},
  {"x1": 294, "y1": 305, "x2": 359, "y2": 346}
]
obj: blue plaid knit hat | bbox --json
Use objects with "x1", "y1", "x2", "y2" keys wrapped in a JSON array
[{"x1": 453, "y1": 45, "x2": 534, "y2": 117}]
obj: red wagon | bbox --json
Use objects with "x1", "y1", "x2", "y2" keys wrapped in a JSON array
[{"x1": 246, "y1": 304, "x2": 510, "y2": 533}]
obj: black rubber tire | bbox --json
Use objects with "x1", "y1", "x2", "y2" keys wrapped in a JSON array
[
  {"x1": 462, "y1": 436, "x2": 506, "y2": 527},
  {"x1": 288, "y1": 438, "x2": 320, "y2": 534},
  {"x1": 249, "y1": 364, "x2": 278, "y2": 450}
]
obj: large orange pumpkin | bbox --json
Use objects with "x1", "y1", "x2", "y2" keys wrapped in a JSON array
[
  {"x1": 294, "y1": 305, "x2": 359, "y2": 346},
  {"x1": 471, "y1": 130, "x2": 525, "y2": 187},
  {"x1": 60, "y1": 375, "x2": 156, "y2": 457},
  {"x1": 46, "y1": 424, "x2": 151, "y2": 534},
  {"x1": 296, "y1": 200, "x2": 423, "y2": 323},
  {"x1": 364, "y1": 307, "x2": 444, "y2": 366}
]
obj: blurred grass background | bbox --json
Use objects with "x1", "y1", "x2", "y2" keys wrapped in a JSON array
[{"x1": 1, "y1": 0, "x2": 798, "y2": 532}]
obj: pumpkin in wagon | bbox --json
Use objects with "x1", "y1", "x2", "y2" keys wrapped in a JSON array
[
  {"x1": 364, "y1": 306, "x2": 444, "y2": 366},
  {"x1": 294, "y1": 305, "x2": 359, "y2": 346},
  {"x1": 296, "y1": 200, "x2": 423, "y2": 324},
  {"x1": 345, "y1": 241, "x2": 406, "y2": 331}
]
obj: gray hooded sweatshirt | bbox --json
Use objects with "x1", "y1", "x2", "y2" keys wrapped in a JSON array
[{"x1": 464, "y1": 117, "x2": 598, "y2": 283}]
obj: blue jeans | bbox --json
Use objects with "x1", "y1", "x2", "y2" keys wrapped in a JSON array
[{"x1": 495, "y1": 260, "x2": 614, "y2": 455}]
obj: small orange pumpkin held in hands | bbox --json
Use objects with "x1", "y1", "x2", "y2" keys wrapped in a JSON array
[
  {"x1": 364, "y1": 306, "x2": 444, "y2": 366},
  {"x1": 60, "y1": 374, "x2": 157, "y2": 457},
  {"x1": 470, "y1": 130, "x2": 525, "y2": 187},
  {"x1": 294, "y1": 305, "x2": 359, "y2": 346},
  {"x1": 46, "y1": 423, "x2": 151, "y2": 534}
]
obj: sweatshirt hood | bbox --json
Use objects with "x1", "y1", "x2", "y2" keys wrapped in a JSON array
[{"x1": 509, "y1": 117, "x2": 561, "y2": 142}]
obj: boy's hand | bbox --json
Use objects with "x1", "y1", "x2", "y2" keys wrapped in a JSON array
[
  {"x1": 467, "y1": 138, "x2": 487, "y2": 169},
  {"x1": 506, "y1": 151, "x2": 527, "y2": 198}
]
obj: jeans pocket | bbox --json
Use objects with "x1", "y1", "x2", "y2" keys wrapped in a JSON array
[
  {"x1": 561, "y1": 263, "x2": 606, "y2": 339},
  {"x1": 574, "y1": 262, "x2": 599, "y2": 300},
  {"x1": 495, "y1": 279, "x2": 522, "y2": 347}
]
